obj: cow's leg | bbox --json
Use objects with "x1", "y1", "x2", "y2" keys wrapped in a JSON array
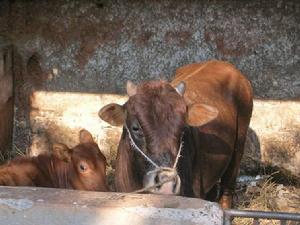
[
  {"x1": 219, "y1": 117, "x2": 249, "y2": 209},
  {"x1": 219, "y1": 139, "x2": 245, "y2": 208},
  {"x1": 205, "y1": 183, "x2": 220, "y2": 202}
]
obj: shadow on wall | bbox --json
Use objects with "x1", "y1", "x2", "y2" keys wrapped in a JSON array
[
  {"x1": 13, "y1": 48, "x2": 48, "y2": 157},
  {"x1": 240, "y1": 127, "x2": 261, "y2": 175},
  {"x1": 261, "y1": 129, "x2": 300, "y2": 185},
  {"x1": 242, "y1": 126, "x2": 300, "y2": 185}
]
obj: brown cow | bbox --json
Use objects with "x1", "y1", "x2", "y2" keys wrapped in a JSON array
[
  {"x1": 0, "y1": 129, "x2": 108, "y2": 192},
  {"x1": 99, "y1": 60, "x2": 253, "y2": 208}
]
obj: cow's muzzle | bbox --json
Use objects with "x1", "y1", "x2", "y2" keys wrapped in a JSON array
[{"x1": 143, "y1": 168, "x2": 181, "y2": 195}]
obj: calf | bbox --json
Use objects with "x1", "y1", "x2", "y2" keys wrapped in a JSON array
[
  {"x1": 99, "y1": 60, "x2": 253, "y2": 208},
  {"x1": 0, "y1": 129, "x2": 108, "y2": 192}
]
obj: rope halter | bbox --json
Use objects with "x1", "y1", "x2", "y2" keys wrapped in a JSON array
[{"x1": 124, "y1": 124, "x2": 184, "y2": 192}]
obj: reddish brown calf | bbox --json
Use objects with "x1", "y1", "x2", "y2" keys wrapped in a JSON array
[{"x1": 0, "y1": 130, "x2": 108, "y2": 192}]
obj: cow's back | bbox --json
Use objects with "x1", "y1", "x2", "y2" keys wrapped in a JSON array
[
  {"x1": 171, "y1": 60, "x2": 253, "y2": 148},
  {"x1": 0, "y1": 157, "x2": 39, "y2": 186},
  {"x1": 171, "y1": 60, "x2": 253, "y2": 199}
]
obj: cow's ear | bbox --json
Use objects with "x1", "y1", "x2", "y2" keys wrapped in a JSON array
[
  {"x1": 186, "y1": 103, "x2": 218, "y2": 127},
  {"x1": 98, "y1": 103, "x2": 125, "y2": 126},
  {"x1": 52, "y1": 143, "x2": 72, "y2": 162},
  {"x1": 79, "y1": 129, "x2": 95, "y2": 144}
]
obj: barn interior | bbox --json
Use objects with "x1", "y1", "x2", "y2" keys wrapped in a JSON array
[{"x1": 0, "y1": 0, "x2": 299, "y2": 224}]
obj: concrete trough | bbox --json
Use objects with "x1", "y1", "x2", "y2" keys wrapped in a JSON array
[{"x1": 0, "y1": 186, "x2": 223, "y2": 225}]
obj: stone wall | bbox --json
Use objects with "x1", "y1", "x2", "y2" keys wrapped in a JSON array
[{"x1": 1, "y1": 0, "x2": 298, "y2": 97}]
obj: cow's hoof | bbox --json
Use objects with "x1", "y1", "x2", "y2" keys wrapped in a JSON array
[{"x1": 219, "y1": 195, "x2": 232, "y2": 209}]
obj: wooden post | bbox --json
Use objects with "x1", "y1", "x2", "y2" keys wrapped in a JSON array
[{"x1": 0, "y1": 43, "x2": 13, "y2": 158}]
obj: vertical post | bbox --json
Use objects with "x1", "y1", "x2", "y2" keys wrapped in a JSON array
[
  {"x1": 280, "y1": 220, "x2": 287, "y2": 225},
  {"x1": 253, "y1": 218, "x2": 259, "y2": 225},
  {"x1": 0, "y1": 45, "x2": 13, "y2": 158},
  {"x1": 223, "y1": 213, "x2": 232, "y2": 225}
]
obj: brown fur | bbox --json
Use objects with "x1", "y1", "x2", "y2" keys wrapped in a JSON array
[
  {"x1": 0, "y1": 130, "x2": 108, "y2": 192},
  {"x1": 99, "y1": 60, "x2": 253, "y2": 208},
  {"x1": 172, "y1": 61, "x2": 253, "y2": 204}
]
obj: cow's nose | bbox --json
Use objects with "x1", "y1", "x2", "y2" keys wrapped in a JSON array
[{"x1": 143, "y1": 168, "x2": 181, "y2": 195}]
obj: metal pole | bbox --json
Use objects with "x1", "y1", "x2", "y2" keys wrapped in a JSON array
[{"x1": 224, "y1": 209, "x2": 300, "y2": 221}]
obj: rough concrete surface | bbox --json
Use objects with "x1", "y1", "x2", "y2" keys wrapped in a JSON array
[
  {"x1": 1, "y1": 0, "x2": 298, "y2": 97},
  {"x1": 0, "y1": 186, "x2": 223, "y2": 225}
]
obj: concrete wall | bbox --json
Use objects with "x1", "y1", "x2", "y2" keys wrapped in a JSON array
[{"x1": 1, "y1": 0, "x2": 298, "y2": 96}]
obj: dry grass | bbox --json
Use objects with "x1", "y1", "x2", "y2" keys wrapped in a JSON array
[
  {"x1": 0, "y1": 146, "x2": 13, "y2": 164},
  {"x1": 0, "y1": 144, "x2": 26, "y2": 165},
  {"x1": 0, "y1": 151, "x2": 5, "y2": 163},
  {"x1": 13, "y1": 144, "x2": 26, "y2": 157},
  {"x1": 104, "y1": 144, "x2": 117, "y2": 191},
  {"x1": 233, "y1": 173, "x2": 300, "y2": 225},
  {"x1": 233, "y1": 177, "x2": 278, "y2": 225}
]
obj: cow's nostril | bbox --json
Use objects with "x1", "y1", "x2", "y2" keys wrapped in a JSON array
[
  {"x1": 143, "y1": 168, "x2": 181, "y2": 195},
  {"x1": 154, "y1": 174, "x2": 162, "y2": 189},
  {"x1": 154, "y1": 174, "x2": 159, "y2": 183},
  {"x1": 172, "y1": 177, "x2": 178, "y2": 192}
]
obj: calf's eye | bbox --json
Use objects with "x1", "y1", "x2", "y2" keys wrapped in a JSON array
[{"x1": 78, "y1": 162, "x2": 88, "y2": 172}]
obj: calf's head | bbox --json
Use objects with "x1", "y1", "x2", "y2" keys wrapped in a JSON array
[
  {"x1": 53, "y1": 129, "x2": 108, "y2": 191},
  {"x1": 99, "y1": 81, "x2": 218, "y2": 195}
]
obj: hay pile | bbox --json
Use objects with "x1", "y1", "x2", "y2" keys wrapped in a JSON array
[{"x1": 233, "y1": 173, "x2": 300, "y2": 225}]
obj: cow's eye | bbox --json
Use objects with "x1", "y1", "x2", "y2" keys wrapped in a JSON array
[
  {"x1": 131, "y1": 121, "x2": 143, "y2": 136},
  {"x1": 132, "y1": 124, "x2": 140, "y2": 132}
]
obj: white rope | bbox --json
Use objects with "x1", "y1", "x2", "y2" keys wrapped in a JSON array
[
  {"x1": 124, "y1": 124, "x2": 184, "y2": 170},
  {"x1": 173, "y1": 133, "x2": 184, "y2": 169},
  {"x1": 124, "y1": 124, "x2": 160, "y2": 168}
]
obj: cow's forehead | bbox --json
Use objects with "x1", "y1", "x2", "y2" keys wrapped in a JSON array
[
  {"x1": 129, "y1": 81, "x2": 184, "y2": 104},
  {"x1": 126, "y1": 82, "x2": 186, "y2": 134},
  {"x1": 128, "y1": 89, "x2": 184, "y2": 115},
  {"x1": 72, "y1": 144, "x2": 99, "y2": 160},
  {"x1": 137, "y1": 80, "x2": 170, "y2": 91}
]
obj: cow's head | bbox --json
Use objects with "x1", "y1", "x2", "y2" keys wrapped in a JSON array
[
  {"x1": 99, "y1": 81, "x2": 218, "y2": 195},
  {"x1": 53, "y1": 129, "x2": 108, "y2": 191}
]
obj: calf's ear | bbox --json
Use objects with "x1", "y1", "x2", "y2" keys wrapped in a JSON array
[
  {"x1": 186, "y1": 103, "x2": 218, "y2": 127},
  {"x1": 98, "y1": 103, "x2": 125, "y2": 126},
  {"x1": 52, "y1": 143, "x2": 72, "y2": 162},
  {"x1": 79, "y1": 129, "x2": 94, "y2": 144}
]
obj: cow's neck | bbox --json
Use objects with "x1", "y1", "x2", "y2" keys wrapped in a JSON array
[
  {"x1": 115, "y1": 130, "x2": 143, "y2": 192},
  {"x1": 34, "y1": 154, "x2": 71, "y2": 188}
]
